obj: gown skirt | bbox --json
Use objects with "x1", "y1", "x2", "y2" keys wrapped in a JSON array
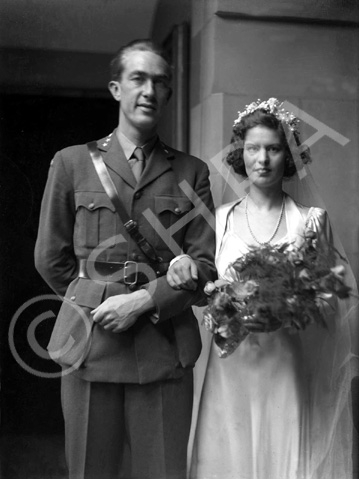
[{"x1": 190, "y1": 204, "x2": 310, "y2": 479}]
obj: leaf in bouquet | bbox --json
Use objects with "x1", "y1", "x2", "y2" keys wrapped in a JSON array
[
  {"x1": 332, "y1": 281, "x2": 351, "y2": 299},
  {"x1": 293, "y1": 296, "x2": 325, "y2": 330},
  {"x1": 251, "y1": 302, "x2": 275, "y2": 323},
  {"x1": 319, "y1": 273, "x2": 351, "y2": 299},
  {"x1": 277, "y1": 241, "x2": 293, "y2": 252},
  {"x1": 214, "y1": 330, "x2": 249, "y2": 358},
  {"x1": 287, "y1": 316, "x2": 303, "y2": 330}
]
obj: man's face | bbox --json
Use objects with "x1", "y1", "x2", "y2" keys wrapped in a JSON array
[{"x1": 110, "y1": 50, "x2": 171, "y2": 139}]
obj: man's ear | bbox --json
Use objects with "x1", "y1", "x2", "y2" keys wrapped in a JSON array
[
  {"x1": 108, "y1": 81, "x2": 121, "y2": 102},
  {"x1": 166, "y1": 87, "x2": 173, "y2": 103}
]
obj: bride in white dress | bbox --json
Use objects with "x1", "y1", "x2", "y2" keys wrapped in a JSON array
[
  {"x1": 190, "y1": 196, "x2": 322, "y2": 479},
  {"x1": 167, "y1": 99, "x2": 357, "y2": 479}
]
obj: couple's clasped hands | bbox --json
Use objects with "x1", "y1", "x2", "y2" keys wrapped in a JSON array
[
  {"x1": 169, "y1": 258, "x2": 282, "y2": 334},
  {"x1": 90, "y1": 256, "x2": 274, "y2": 334},
  {"x1": 169, "y1": 259, "x2": 279, "y2": 334}
]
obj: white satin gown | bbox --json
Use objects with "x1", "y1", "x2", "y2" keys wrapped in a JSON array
[{"x1": 188, "y1": 195, "x2": 349, "y2": 479}]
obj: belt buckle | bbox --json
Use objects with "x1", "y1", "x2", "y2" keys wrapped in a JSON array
[{"x1": 124, "y1": 261, "x2": 138, "y2": 285}]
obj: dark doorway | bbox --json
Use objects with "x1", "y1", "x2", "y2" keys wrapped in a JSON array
[{"x1": 0, "y1": 93, "x2": 118, "y2": 478}]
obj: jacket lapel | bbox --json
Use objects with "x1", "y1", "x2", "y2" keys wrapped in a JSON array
[
  {"x1": 96, "y1": 134, "x2": 174, "y2": 190},
  {"x1": 97, "y1": 132, "x2": 136, "y2": 188},
  {"x1": 136, "y1": 141, "x2": 173, "y2": 190}
]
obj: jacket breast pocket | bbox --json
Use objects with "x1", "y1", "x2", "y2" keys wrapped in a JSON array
[
  {"x1": 74, "y1": 191, "x2": 117, "y2": 249},
  {"x1": 154, "y1": 195, "x2": 192, "y2": 227},
  {"x1": 153, "y1": 195, "x2": 192, "y2": 247}
]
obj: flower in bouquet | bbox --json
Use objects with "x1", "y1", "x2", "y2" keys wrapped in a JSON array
[{"x1": 203, "y1": 232, "x2": 351, "y2": 358}]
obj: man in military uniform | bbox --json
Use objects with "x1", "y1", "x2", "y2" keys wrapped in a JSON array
[{"x1": 35, "y1": 39, "x2": 216, "y2": 479}]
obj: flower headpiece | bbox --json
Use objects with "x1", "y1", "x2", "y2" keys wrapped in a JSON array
[{"x1": 233, "y1": 98, "x2": 300, "y2": 135}]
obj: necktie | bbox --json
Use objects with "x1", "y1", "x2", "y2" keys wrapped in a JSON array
[{"x1": 130, "y1": 147, "x2": 146, "y2": 182}]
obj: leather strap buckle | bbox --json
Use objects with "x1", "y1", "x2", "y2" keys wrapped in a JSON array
[{"x1": 124, "y1": 261, "x2": 138, "y2": 285}]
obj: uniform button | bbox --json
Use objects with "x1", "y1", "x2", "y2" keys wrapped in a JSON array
[
  {"x1": 70, "y1": 296, "x2": 76, "y2": 301},
  {"x1": 88, "y1": 202, "x2": 95, "y2": 209},
  {"x1": 128, "y1": 284, "x2": 137, "y2": 291},
  {"x1": 174, "y1": 207, "x2": 181, "y2": 214},
  {"x1": 134, "y1": 191, "x2": 142, "y2": 200},
  {"x1": 131, "y1": 253, "x2": 138, "y2": 260}
]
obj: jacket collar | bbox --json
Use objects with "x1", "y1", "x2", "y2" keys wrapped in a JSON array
[
  {"x1": 137, "y1": 139, "x2": 173, "y2": 189},
  {"x1": 96, "y1": 130, "x2": 174, "y2": 189},
  {"x1": 97, "y1": 131, "x2": 135, "y2": 187}
]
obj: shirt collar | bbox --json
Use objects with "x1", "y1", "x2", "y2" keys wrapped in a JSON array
[{"x1": 117, "y1": 129, "x2": 158, "y2": 160}]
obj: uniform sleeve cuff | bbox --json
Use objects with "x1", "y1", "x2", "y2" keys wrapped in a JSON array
[{"x1": 169, "y1": 254, "x2": 192, "y2": 268}]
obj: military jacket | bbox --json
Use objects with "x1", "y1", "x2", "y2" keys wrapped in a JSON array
[{"x1": 35, "y1": 131, "x2": 216, "y2": 383}]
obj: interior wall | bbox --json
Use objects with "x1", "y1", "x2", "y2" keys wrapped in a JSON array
[
  {"x1": 151, "y1": 0, "x2": 191, "y2": 44},
  {"x1": 0, "y1": 0, "x2": 159, "y2": 95},
  {"x1": 189, "y1": 1, "x2": 359, "y2": 278},
  {"x1": 0, "y1": 0, "x2": 159, "y2": 54}
]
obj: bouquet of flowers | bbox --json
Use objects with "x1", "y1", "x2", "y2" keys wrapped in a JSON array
[{"x1": 203, "y1": 231, "x2": 351, "y2": 358}]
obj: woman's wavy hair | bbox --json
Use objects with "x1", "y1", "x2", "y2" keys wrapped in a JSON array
[{"x1": 226, "y1": 108, "x2": 311, "y2": 178}]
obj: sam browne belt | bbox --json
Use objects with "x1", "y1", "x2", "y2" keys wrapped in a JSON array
[{"x1": 87, "y1": 141, "x2": 163, "y2": 265}]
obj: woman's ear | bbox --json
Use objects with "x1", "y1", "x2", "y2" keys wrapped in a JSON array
[{"x1": 108, "y1": 81, "x2": 121, "y2": 102}]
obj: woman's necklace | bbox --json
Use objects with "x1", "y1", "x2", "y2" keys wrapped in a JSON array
[{"x1": 245, "y1": 194, "x2": 285, "y2": 245}]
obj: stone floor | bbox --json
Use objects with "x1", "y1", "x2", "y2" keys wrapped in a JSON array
[{"x1": 1, "y1": 430, "x2": 357, "y2": 478}]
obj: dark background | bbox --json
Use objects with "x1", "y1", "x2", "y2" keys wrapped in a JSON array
[{"x1": 0, "y1": 93, "x2": 118, "y2": 477}]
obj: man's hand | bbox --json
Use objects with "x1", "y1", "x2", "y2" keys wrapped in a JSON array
[
  {"x1": 167, "y1": 256, "x2": 198, "y2": 291},
  {"x1": 91, "y1": 290, "x2": 154, "y2": 333}
]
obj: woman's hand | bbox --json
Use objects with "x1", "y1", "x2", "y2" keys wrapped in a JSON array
[
  {"x1": 167, "y1": 256, "x2": 198, "y2": 291},
  {"x1": 204, "y1": 279, "x2": 229, "y2": 295}
]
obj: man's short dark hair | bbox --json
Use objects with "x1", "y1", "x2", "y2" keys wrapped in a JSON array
[{"x1": 110, "y1": 39, "x2": 172, "y2": 82}]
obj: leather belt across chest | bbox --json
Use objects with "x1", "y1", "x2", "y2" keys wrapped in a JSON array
[{"x1": 78, "y1": 259, "x2": 169, "y2": 285}]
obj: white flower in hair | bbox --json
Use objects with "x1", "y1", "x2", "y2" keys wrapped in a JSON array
[{"x1": 233, "y1": 98, "x2": 300, "y2": 134}]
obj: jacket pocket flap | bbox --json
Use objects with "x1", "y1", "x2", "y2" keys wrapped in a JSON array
[
  {"x1": 69, "y1": 278, "x2": 106, "y2": 308},
  {"x1": 75, "y1": 191, "x2": 116, "y2": 212},
  {"x1": 154, "y1": 195, "x2": 192, "y2": 215}
]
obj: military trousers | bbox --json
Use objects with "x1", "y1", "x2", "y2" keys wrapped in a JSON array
[{"x1": 61, "y1": 369, "x2": 193, "y2": 479}]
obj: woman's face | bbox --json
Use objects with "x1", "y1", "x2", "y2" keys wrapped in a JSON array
[{"x1": 243, "y1": 125, "x2": 286, "y2": 189}]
